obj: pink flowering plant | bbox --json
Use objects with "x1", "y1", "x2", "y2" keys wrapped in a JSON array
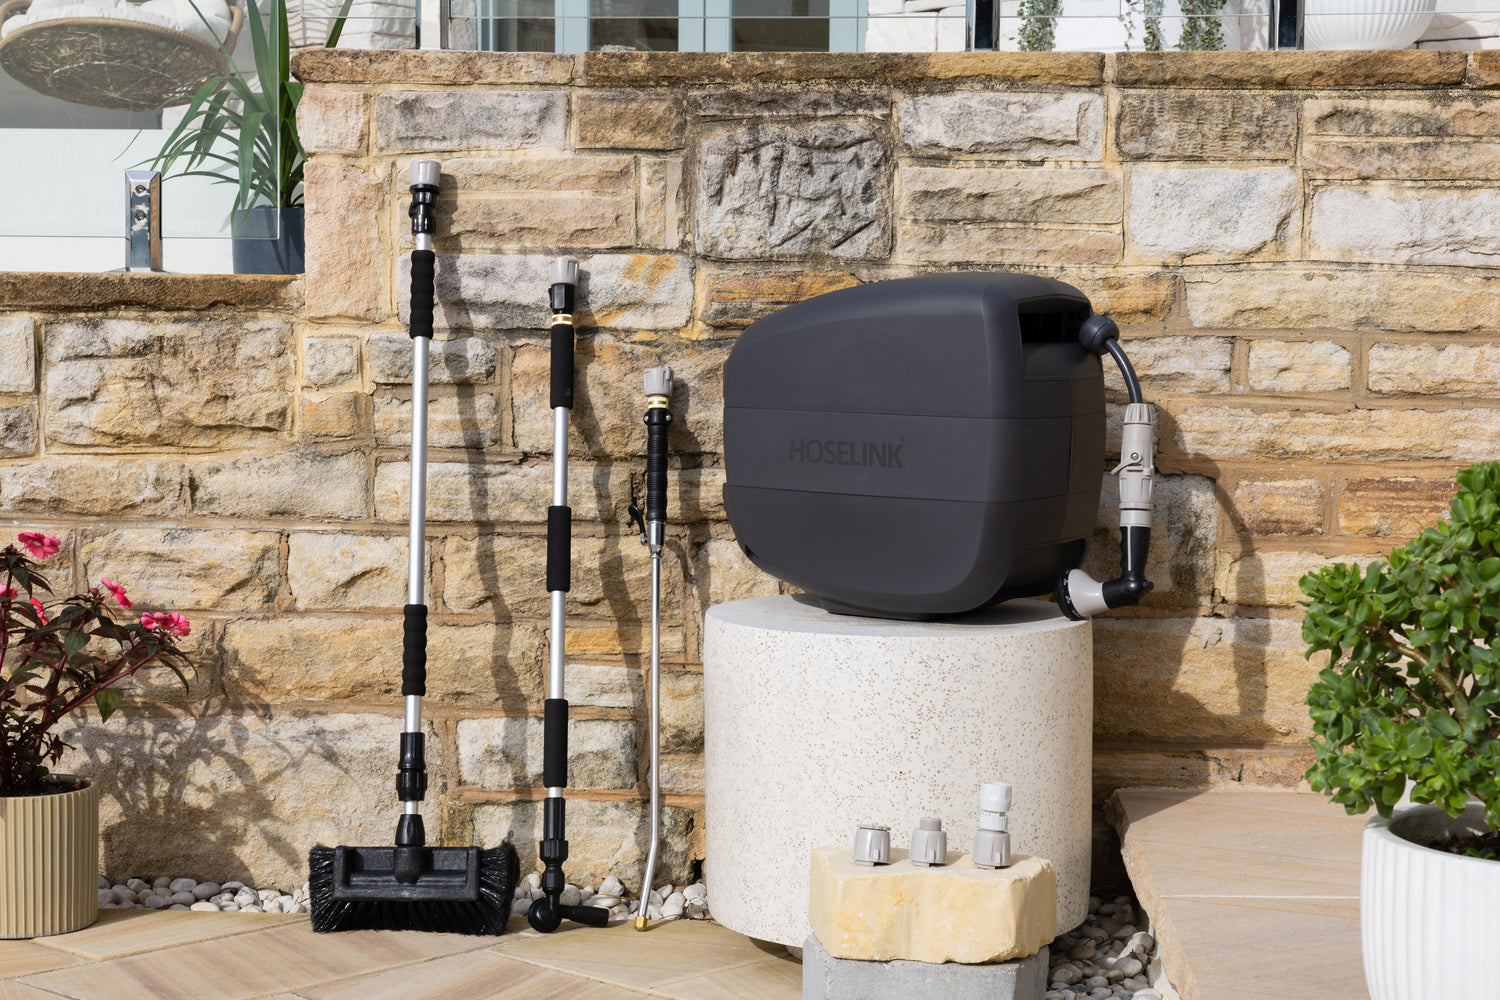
[{"x1": 1, "y1": 533, "x2": 190, "y2": 796}]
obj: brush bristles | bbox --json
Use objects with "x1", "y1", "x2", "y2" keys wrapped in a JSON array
[{"x1": 307, "y1": 843, "x2": 519, "y2": 935}]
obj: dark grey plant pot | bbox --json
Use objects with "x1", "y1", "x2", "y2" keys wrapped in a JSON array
[{"x1": 232, "y1": 206, "x2": 305, "y2": 275}]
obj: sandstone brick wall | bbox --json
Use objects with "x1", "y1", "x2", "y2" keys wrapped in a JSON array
[{"x1": 5, "y1": 49, "x2": 1498, "y2": 888}]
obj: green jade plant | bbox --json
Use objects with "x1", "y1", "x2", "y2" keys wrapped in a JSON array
[
  {"x1": 148, "y1": 0, "x2": 352, "y2": 222},
  {"x1": 1301, "y1": 462, "x2": 1500, "y2": 850},
  {"x1": 0, "y1": 533, "x2": 190, "y2": 796}
]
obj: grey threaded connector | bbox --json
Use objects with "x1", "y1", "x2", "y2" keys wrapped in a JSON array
[
  {"x1": 909, "y1": 817, "x2": 947, "y2": 867},
  {"x1": 550, "y1": 257, "x2": 580, "y2": 288},
  {"x1": 410, "y1": 160, "x2": 441, "y2": 188},
  {"x1": 852, "y1": 823, "x2": 891, "y2": 866},
  {"x1": 644, "y1": 366, "x2": 674, "y2": 398},
  {"x1": 974, "y1": 782, "x2": 1013, "y2": 870}
]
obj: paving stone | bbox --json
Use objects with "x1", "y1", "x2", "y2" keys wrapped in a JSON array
[
  {"x1": 896, "y1": 92, "x2": 1103, "y2": 159},
  {"x1": 43, "y1": 318, "x2": 292, "y2": 449},
  {"x1": 456, "y1": 716, "x2": 636, "y2": 789},
  {"x1": 1129, "y1": 167, "x2": 1298, "y2": 260},
  {"x1": 0, "y1": 458, "x2": 188, "y2": 517},
  {"x1": 696, "y1": 122, "x2": 892, "y2": 261},
  {"x1": 803, "y1": 934, "x2": 1048, "y2": 1000},
  {"x1": 1311, "y1": 184, "x2": 1500, "y2": 265},
  {"x1": 190, "y1": 451, "x2": 369, "y2": 520},
  {"x1": 1338, "y1": 477, "x2": 1455, "y2": 538},
  {"x1": 1247, "y1": 340, "x2": 1351, "y2": 393},
  {"x1": 374, "y1": 91, "x2": 567, "y2": 150},
  {"x1": 1116, "y1": 92, "x2": 1296, "y2": 160}
]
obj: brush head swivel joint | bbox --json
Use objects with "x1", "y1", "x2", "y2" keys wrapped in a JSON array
[{"x1": 408, "y1": 161, "x2": 440, "y2": 239}]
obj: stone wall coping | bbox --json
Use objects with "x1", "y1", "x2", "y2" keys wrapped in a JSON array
[
  {"x1": 0, "y1": 273, "x2": 300, "y2": 310},
  {"x1": 292, "y1": 48, "x2": 1486, "y2": 91}
]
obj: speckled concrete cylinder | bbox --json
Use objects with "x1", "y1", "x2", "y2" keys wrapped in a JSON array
[{"x1": 703, "y1": 596, "x2": 1092, "y2": 948}]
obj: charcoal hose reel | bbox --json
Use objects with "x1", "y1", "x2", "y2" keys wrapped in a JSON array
[{"x1": 721, "y1": 273, "x2": 1155, "y2": 621}]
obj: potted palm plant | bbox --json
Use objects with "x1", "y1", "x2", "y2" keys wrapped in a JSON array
[
  {"x1": 148, "y1": 0, "x2": 350, "y2": 274},
  {"x1": 1301, "y1": 460, "x2": 1500, "y2": 1000},
  {"x1": 1, "y1": 533, "x2": 191, "y2": 938}
]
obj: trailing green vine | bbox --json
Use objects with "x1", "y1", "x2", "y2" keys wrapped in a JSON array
[
  {"x1": 1177, "y1": 0, "x2": 1226, "y2": 49},
  {"x1": 1018, "y1": 0, "x2": 1064, "y2": 51}
]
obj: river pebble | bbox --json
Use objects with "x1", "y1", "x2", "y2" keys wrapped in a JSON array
[{"x1": 1047, "y1": 893, "x2": 1172, "y2": 1000}]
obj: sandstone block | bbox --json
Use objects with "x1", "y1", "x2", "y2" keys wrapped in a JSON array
[
  {"x1": 1116, "y1": 92, "x2": 1296, "y2": 160},
  {"x1": 368, "y1": 332, "x2": 498, "y2": 385},
  {"x1": 0, "y1": 458, "x2": 188, "y2": 517},
  {"x1": 565, "y1": 621, "x2": 687, "y2": 658},
  {"x1": 902, "y1": 166, "x2": 1121, "y2": 225},
  {"x1": 1215, "y1": 549, "x2": 1375, "y2": 607},
  {"x1": 374, "y1": 91, "x2": 567, "y2": 151},
  {"x1": 576, "y1": 51, "x2": 1100, "y2": 88},
  {"x1": 302, "y1": 335, "x2": 360, "y2": 388},
  {"x1": 1128, "y1": 167, "x2": 1298, "y2": 261},
  {"x1": 1171, "y1": 405, "x2": 1500, "y2": 462},
  {"x1": 79, "y1": 529, "x2": 279, "y2": 612},
  {"x1": 61, "y1": 712, "x2": 440, "y2": 890},
  {"x1": 574, "y1": 91, "x2": 685, "y2": 150},
  {"x1": 1069, "y1": 273, "x2": 1177, "y2": 325},
  {"x1": 660, "y1": 755, "x2": 703, "y2": 796},
  {"x1": 809, "y1": 847, "x2": 1056, "y2": 964},
  {"x1": 191, "y1": 450, "x2": 368, "y2": 520},
  {"x1": 1303, "y1": 97, "x2": 1500, "y2": 137},
  {"x1": 1083, "y1": 474, "x2": 1217, "y2": 609},
  {"x1": 0, "y1": 405, "x2": 35, "y2": 457},
  {"x1": 696, "y1": 122, "x2": 892, "y2": 261},
  {"x1": 1093, "y1": 617, "x2": 1322, "y2": 742},
  {"x1": 299, "y1": 394, "x2": 364, "y2": 440},
  {"x1": 699, "y1": 268, "x2": 859, "y2": 330},
  {"x1": 222, "y1": 617, "x2": 546, "y2": 708},
  {"x1": 1302, "y1": 139, "x2": 1500, "y2": 181},
  {"x1": 294, "y1": 49, "x2": 575, "y2": 86},
  {"x1": 511, "y1": 337, "x2": 726, "y2": 457},
  {"x1": 396, "y1": 253, "x2": 693, "y2": 332},
  {"x1": 469, "y1": 799, "x2": 698, "y2": 887},
  {"x1": 639, "y1": 158, "x2": 685, "y2": 251},
  {"x1": 676, "y1": 467, "x2": 726, "y2": 522},
  {"x1": 44, "y1": 318, "x2": 293, "y2": 449},
  {"x1": 690, "y1": 89, "x2": 891, "y2": 119},
  {"x1": 693, "y1": 537, "x2": 780, "y2": 608},
  {"x1": 304, "y1": 160, "x2": 385, "y2": 321},
  {"x1": 1229, "y1": 478, "x2": 1324, "y2": 536},
  {"x1": 896, "y1": 92, "x2": 1103, "y2": 159},
  {"x1": 443, "y1": 531, "x2": 682, "y2": 619},
  {"x1": 435, "y1": 155, "x2": 634, "y2": 249},
  {"x1": 897, "y1": 223, "x2": 1121, "y2": 266},
  {"x1": 298, "y1": 87, "x2": 370, "y2": 154},
  {"x1": 1094, "y1": 744, "x2": 1313, "y2": 795},
  {"x1": 1338, "y1": 477, "x2": 1455, "y2": 538},
  {"x1": 1183, "y1": 268, "x2": 1500, "y2": 332},
  {"x1": 1103, "y1": 336, "x2": 1231, "y2": 393},
  {"x1": 661, "y1": 670, "x2": 702, "y2": 753},
  {"x1": 374, "y1": 460, "x2": 629, "y2": 523},
  {"x1": 1247, "y1": 340, "x2": 1351, "y2": 393},
  {"x1": 1369, "y1": 342, "x2": 1500, "y2": 397},
  {"x1": 287, "y1": 532, "x2": 413, "y2": 610},
  {"x1": 1110, "y1": 50, "x2": 1465, "y2": 89},
  {"x1": 374, "y1": 391, "x2": 503, "y2": 449},
  {"x1": 1311, "y1": 185, "x2": 1500, "y2": 266},
  {"x1": 0, "y1": 316, "x2": 35, "y2": 392},
  {"x1": 565, "y1": 663, "x2": 644, "y2": 709},
  {"x1": 456, "y1": 716, "x2": 636, "y2": 789}
]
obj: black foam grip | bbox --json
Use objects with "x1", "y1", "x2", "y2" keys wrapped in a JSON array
[
  {"x1": 550, "y1": 325, "x2": 573, "y2": 410},
  {"x1": 409, "y1": 250, "x2": 435, "y2": 340},
  {"x1": 547, "y1": 505, "x2": 571, "y2": 593},
  {"x1": 645, "y1": 409, "x2": 671, "y2": 525},
  {"x1": 401, "y1": 604, "x2": 427, "y2": 696},
  {"x1": 543, "y1": 699, "x2": 568, "y2": 789}
]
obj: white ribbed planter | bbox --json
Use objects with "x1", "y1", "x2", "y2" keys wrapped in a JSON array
[
  {"x1": 0, "y1": 778, "x2": 100, "y2": 939},
  {"x1": 1362, "y1": 804, "x2": 1500, "y2": 1000},
  {"x1": 1304, "y1": 0, "x2": 1436, "y2": 49}
]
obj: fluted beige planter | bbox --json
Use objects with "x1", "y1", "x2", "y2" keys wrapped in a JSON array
[{"x1": 0, "y1": 777, "x2": 100, "y2": 938}]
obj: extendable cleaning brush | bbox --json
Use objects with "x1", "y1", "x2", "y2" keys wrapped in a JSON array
[{"x1": 307, "y1": 161, "x2": 518, "y2": 935}]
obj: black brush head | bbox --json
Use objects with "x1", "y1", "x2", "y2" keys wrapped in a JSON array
[{"x1": 308, "y1": 841, "x2": 519, "y2": 935}]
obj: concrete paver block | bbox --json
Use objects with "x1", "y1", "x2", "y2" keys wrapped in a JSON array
[{"x1": 803, "y1": 935, "x2": 1048, "y2": 1000}]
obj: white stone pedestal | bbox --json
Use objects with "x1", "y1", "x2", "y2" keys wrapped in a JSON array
[{"x1": 703, "y1": 596, "x2": 1092, "y2": 948}]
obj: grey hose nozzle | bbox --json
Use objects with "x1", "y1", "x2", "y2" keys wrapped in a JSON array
[
  {"x1": 550, "y1": 257, "x2": 580, "y2": 289},
  {"x1": 410, "y1": 160, "x2": 441, "y2": 189}
]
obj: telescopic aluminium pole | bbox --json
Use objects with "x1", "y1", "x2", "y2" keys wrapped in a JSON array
[
  {"x1": 529, "y1": 259, "x2": 609, "y2": 934},
  {"x1": 631, "y1": 366, "x2": 673, "y2": 931},
  {"x1": 394, "y1": 159, "x2": 439, "y2": 880}
]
